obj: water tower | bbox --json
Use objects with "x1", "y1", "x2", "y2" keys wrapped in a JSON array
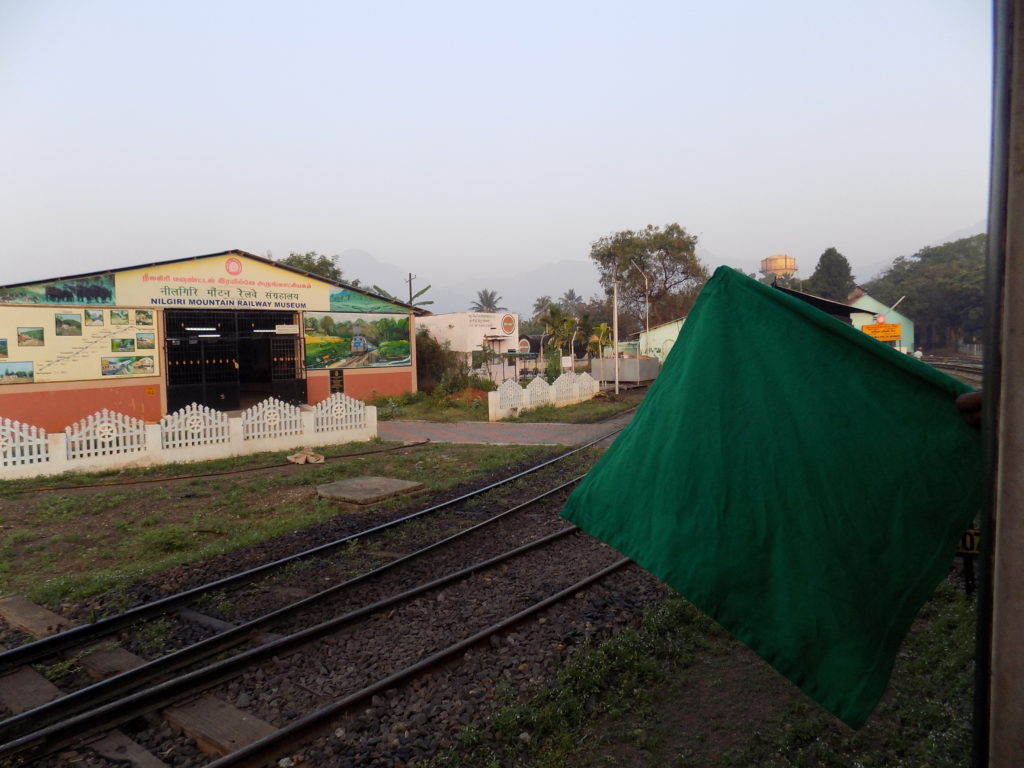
[{"x1": 760, "y1": 254, "x2": 797, "y2": 283}]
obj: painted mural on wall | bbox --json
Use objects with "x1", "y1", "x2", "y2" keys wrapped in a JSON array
[
  {"x1": 0, "y1": 275, "x2": 116, "y2": 305},
  {"x1": 329, "y1": 289, "x2": 405, "y2": 314},
  {"x1": 304, "y1": 313, "x2": 411, "y2": 369},
  {"x1": 0, "y1": 306, "x2": 159, "y2": 384}
]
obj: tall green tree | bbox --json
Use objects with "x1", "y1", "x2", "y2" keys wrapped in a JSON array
[
  {"x1": 803, "y1": 247, "x2": 855, "y2": 300},
  {"x1": 589, "y1": 223, "x2": 707, "y2": 328},
  {"x1": 559, "y1": 288, "x2": 583, "y2": 312},
  {"x1": 589, "y1": 321, "x2": 612, "y2": 359},
  {"x1": 863, "y1": 234, "x2": 986, "y2": 349},
  {"x1": 469, "y1": 289, "x2": 506, "y2": 312},
  {"x1": 537, "y1": 304, "x2": 575, "y2": 355},
  {"x1": 532, "y1": 295, "x2": 553, "y2": 319},
  {"x1": 278, "y1": 251, "x2": 344, "y2": 282}
]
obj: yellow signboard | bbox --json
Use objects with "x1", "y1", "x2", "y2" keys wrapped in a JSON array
[
  {"x1": 957, "y1": 528, "x2": 980, "y2": 555},
  {"x1": 862, "y1": 322, "x2": 902, "y2": 342},
  {"x1": 116, "y1": 254, "x2": 334, "y2": 311}
]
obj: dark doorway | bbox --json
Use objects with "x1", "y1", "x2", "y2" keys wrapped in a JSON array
[{"x1": 164, "y1": 309, "x2": 306, "y2": 413}]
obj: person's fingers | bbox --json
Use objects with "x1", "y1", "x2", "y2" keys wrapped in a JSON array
[{"x1": 956, "y1": 390, "x2": 983, "y2": 429}]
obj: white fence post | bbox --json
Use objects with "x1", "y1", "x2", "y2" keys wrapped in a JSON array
[{"x1": 0, "y1": 393, "x2": 381, "y2": 480}]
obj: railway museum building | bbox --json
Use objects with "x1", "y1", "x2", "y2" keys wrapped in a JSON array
[{"x1": 0, "y1": 250, "x2": 425, "y2": 432}]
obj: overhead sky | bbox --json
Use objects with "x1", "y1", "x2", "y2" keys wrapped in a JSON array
[{"x1": 0, "y1": 1, "x2": 991, "y2": 296}]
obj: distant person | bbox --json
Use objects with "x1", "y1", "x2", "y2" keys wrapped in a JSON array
[{"x1": 913, "y1": 347, "x2": 924, "y2": 359}]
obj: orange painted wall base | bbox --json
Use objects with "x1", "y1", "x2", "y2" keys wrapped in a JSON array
[
  {"x1": 0, "y1": 382, "x2": 164, "y2": 432},
  {"x1": 306, "y1": 368, "x2": 414, "y2": 404}
]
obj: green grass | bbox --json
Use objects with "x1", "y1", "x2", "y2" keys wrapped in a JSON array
[
  {"x1": 372, "y1": 388, "x2": 635, "y2": 424},
  {"x1": 0, "y1": 442, "x2": 565, "y2": 606},
  {"x1": 424, "y1": 596, "x2": 713, "y2": 768},
  {"x1": 725, "y1": 582, "x2": 976, "y2": 768},
  {"x1": 425, "y1": 583, "x2": 976, "y2": 768},
  {"x1": 374, "y1": 391, "x2": 490, "y2": 422},
  {"x1": 501, "y1": 398, "x2": 636, "y2": 424}
]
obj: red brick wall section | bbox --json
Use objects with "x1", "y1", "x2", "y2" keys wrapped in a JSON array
[
  {"x1": 306, "y1": 371, "x2": 331, "y2": 404},
  {"x1": 342, "y1": 370, "x2": 414, "y2": 401},
  {"x1": 0, "y1": 383, "x2": 163, "y2": 432}
]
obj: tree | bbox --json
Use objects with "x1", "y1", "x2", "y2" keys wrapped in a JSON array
[
  {"x1": 278, "y1": 251, "x2": 344, "y2": 282},
  {"x1": 532, "y1": 295, "x2": 553, "y2": 319},
  {"x1": 371, "y1": 284, "x2": 435, "y2": 308},
  {"x1": 863, "y1": 234, "x2": 985, "y2": 349},
  {"x1": 415, "y1": 329, "x2": 462, "y2": 392},
  {"x1": 589, "y1": 223, "x2": 707, "y2": 328},
  {"x1": 537, "y1": 304, "x2": 575, "y2": 358},
  {"x1": 589, "y1": 321, "x2": 612, "y2": 360},
  {"x1": 559, "y1": 289, "x2": 583, "y2": 312},
  {"x1": 469, "y1": 289, "x2": 506, "y2": 313},
  {"x1": 803, "y1": 248, "x2": 855, "y2": 301}
]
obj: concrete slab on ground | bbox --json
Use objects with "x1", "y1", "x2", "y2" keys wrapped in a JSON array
[{"x1": 317, "y1": 475, "x2": 426, "y2": 504}]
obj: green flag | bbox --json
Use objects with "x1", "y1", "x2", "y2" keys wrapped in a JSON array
[{"x1": 561, "y1": 266, "x2": 982, "y2": 728}]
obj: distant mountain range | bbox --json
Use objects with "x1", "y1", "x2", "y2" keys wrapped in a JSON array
[
  {"x1": 337, "y1": 249, "x2": 603, "y2": 316},
  {"x1": 337, "y1": 220, "x2": 987, "y2": 316},
  {"x1": 855, "y1": 219, "x2": 987, "y2": 284}
]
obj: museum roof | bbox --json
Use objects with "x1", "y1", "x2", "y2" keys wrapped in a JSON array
[{"x1": 0, "y1": 249, "x2": 432, "y2": 315}]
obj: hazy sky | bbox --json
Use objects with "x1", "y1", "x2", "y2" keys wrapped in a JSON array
[{"x1": 0, "y1": 1, "x2": 992, "y2": 293}]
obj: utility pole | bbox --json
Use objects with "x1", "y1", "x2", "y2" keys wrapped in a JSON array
[
  {"x1": 631, "y1": 258, "x2": 650, "y2": 355},
  {"x1": 612, "y1": 279, "x2": 620, "y2": 395}
]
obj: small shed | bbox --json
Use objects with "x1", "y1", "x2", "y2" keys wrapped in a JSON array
[
  {"x1": 637, "y1": 318, "x2": 686, "y2": 363},
  {"x1": 849, "y1": 293, "x2": 916, "y2": 354}
]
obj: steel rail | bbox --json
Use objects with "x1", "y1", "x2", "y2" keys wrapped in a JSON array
[
  {"x1": 0, "y1": 475, "x2": 585, "y2": 742},
  {"x1": 0, "y1": 525, "x2": 591, "y2": 762},
  {"x1": 208, "y1": 557, "x2": 632, "y2": 768},
  {"x1": 0, "y1": 427, "x2": 620, "y2": 674}
]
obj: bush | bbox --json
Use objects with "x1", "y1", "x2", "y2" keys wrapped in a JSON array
[
  {"x1": 416, "y1": 330, "x2": 464, "y2": 392},
  {"x1": 545, "y1": 353, "x2": 562, "y2": 383}
]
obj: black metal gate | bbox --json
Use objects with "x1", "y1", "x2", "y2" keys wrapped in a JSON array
[
  {"x1": 269, "y1": 335, "x2": 307, "y2": 404},
  {"x1": 164, "y1": 309, "x2": 305, "y2": 412}
]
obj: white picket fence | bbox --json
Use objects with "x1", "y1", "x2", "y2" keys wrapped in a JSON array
[
  {"x1": 0, "y1": 393, "x2": 377, "y2": 480},
  {"x1": 66, "y1": 409, "x2": 147, "y2": 461},
  {"x1": 0, "y1": 418, "x2": 49, "y2": 467},
  {"x1": 242, "y1": 397, "x2": 303, "y2": 441},
  {"x1": 314, "y1": 392, "x2": 368, "y2": 432},
  {"x1": 487, "y1": 372, "x2": 600, "y2": 421},
  {"x1": 160, "y1": 403, "x2": 230, "y2": 449}
]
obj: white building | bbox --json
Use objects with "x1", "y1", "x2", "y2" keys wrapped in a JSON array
[{"x1": 417, "y1": 312, "x2": 520, "y2": 383}]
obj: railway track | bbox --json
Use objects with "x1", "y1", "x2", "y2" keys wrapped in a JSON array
[
  {"x1": 929, "y1": 357, "x2": 983, "y2": 386},
  {"x1": 0, "y1": 434, "x2": 612, "y2": 676},
  {"x1": 0, "y1": 427, "x2": 664, "y2": 766}
]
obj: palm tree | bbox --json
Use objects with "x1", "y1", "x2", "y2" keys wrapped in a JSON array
[
  {"x1": 372, "y1": 284, "x2": 434, "y2": 308},
  {"x1": 589, "y1": 322, "x2": 612, "y2": 360},
  {"x1": 532, "y1": 295, "x2": 553, "y2": 319},
  {"x1": 469, "y1": 289, "x2": 506, "y2": 313},
  {"x1": 576, "y1": 312, "x2": 595, "y2": 358},
  {"x1": 538, "y1": 304, "x2": 576, "y2": 371},
  {"x1": 559, "y1": 289, "x2": 582, "y2": 311}
]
